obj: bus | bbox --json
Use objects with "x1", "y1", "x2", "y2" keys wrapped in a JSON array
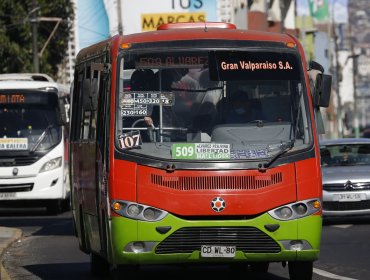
[
  {"x1": 0, "y1": 73, "x2": 70, "y2": 214},
  {"x1": 70, "y1": 22, "x2": 331, "y2": 279}
]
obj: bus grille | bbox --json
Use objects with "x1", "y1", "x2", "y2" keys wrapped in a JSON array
[
  {"x1": 0, "y1": 183, "x2": 34, "y2": 192},
  {"x1": 155, "y1": 227, "x2": 281, "y2": 254},
  {"x1": 151, "y1": 173, "x2": 282, "y2": 190},
  {"x1": 0, "y1": 156, "x2": 40, "y2": 167}
]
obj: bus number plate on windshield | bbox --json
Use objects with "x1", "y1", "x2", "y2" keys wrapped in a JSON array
[{"x1": 201, "y1": 245, "x2": 236, "y2": 258}]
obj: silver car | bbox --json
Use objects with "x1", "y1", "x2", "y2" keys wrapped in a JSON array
[{"x1": 320, "y1": 138, "x2": 370, "y2": 217}]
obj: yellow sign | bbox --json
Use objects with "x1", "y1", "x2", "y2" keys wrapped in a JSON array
[
  {"x1": 0, "y1": 138, "x2": 28, "y2": 150},
  {"x1": 141, "y1": 12, "x2": 206, "y2": 31}
]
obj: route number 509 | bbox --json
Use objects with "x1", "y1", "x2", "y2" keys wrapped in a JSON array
[{"x1": 175, "y1": 145, "x2": 194, "y2": 157}]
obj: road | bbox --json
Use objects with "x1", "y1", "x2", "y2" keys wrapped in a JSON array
[{"x1": 1, "y1": 208, "x2": 369, "y2": 280}]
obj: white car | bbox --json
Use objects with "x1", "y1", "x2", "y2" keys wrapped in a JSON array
[{"x1": 320, "y1": 138, "x2": 370, "y2": 217}]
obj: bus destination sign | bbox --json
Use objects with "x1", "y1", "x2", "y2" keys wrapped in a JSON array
[
  {"x1": 209, "y1": 51, "x2": 301, "y2": 81},
  {"x1": 136, "y1": 54, "x2": 207, "y2": 68},
  {"x1": 0, "y1": 91, "x2": 57, "y2": 106},
  {"x1": 0, "y1": 93, "x2": 25, "y2": 104}
]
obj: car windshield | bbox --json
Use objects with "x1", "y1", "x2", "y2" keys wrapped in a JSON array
[{"x1": 320, "y1": 143, "x2": 370, "y2": 166}]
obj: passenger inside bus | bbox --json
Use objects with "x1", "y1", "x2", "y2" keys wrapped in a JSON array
[
  {"x1": 143, "y1": 69, "x2": 193, "y2": 137},
  {"x1": 225, "y1": 90, "x2": 264, "y2": 124}
]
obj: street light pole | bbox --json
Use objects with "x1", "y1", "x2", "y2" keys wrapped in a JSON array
[
  {"x1": 117, "y1": 0, "x2": 123, "y2": 35},
  {"x1": 330, "y1": 0, "x2": 343, "y2": 138},
  {"x1": 333, "y1": 23, "x2": 343, "y2": 137},
  {"x1": 31, "y1": 0, "x2": 39, "y2": 73},
  {"x1": 350, "y1": 36, "x2": 360, "y2": 138}
]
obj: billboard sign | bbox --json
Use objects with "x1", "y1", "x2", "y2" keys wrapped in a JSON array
[{"x1": 122, "y1": 0, "x2": 218, "y2": 34}]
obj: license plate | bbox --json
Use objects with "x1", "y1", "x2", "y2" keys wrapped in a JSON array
[
  {"x1": 334, "y1": 193, "x2": 364, "y2": 202},
  {"x1": 201, "y1": 245, "x2": 236, "y2": 258},
  {"x1": 0, "y1": 193, "x2": 16, "y2": 199}
]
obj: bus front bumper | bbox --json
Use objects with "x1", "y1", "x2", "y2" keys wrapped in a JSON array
[{"x1": 110, "y1": 213, "x2": 321, "y2": 265}]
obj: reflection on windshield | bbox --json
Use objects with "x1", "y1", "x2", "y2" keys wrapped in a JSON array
[
  {"x1": 116, "y1": 50, "x2": 311, "y2": 161},
  {"x1": 0, "y1": 107, "x2": 61, "y2": 152}
]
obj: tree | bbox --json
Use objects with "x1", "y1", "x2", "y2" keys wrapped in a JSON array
[{"x1": 0, "y1": 0, "x2": 74, "y2": 79}]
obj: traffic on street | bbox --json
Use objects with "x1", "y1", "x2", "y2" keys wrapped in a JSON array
[{"x1": 2, "y1": 1, "x2": 370, "y2": 280}]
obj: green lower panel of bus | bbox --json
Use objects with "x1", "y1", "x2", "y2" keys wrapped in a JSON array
[{"x1": 110, "y1": 212, "x2": 321, "y2": 265}]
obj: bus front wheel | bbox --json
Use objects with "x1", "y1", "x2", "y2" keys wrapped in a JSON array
[
  {"x1": 288, "y1": 261, "x2": 313, "y2": 280},
  {"x1": 250, "y1": 262, "x2": 269, "y2": 273},
  {"x1": 46, "y1": 199, "x2": 62, "y2": 215},
  {"x1": 111, "y1": 264, "x2": 139, "y2": 279},
  {"x1": 91, "y1": 253, "x2": 109, "y2": 276}
]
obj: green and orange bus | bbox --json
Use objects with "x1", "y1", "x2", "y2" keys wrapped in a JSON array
[{"x1": 69, "y1": 22, "x2": 331, "y2": 279}]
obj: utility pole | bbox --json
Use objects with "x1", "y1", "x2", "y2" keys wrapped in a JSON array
[
  {"x1": 31, "y1": 0, "x2": 39, "y2": 73},
  {"x1": 333, "y1": 23, "x2": 343, "y2": 137},
  {"x1": 350, "y1": 38, "x2": 360, "y2": 138},
  {"x1": 346, "y1": 23, "x2": 360, "y2": 138},
  {"x1": 117, "y1": 0, "x2": 123, "y2": 35}
]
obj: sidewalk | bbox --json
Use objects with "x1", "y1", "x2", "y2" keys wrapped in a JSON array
[{"x1": 0, "y1": 227, "x2": 22, "y2": 280}]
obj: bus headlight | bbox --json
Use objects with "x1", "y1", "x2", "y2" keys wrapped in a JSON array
[
  {"x1": 111, "y1": 200, "x2": 168, "y2": 221},
  {"x1": 268, "y1": 199, "x2": 321, "y2": 221},
  {"x1": 275, "y1": 207, "x2": 293, "y2": 219},
  {"x1": 127, "y1": 204, "x2": 142, "y2": 217},
  {"x1": 39, "y1": 157, "x2": 62, "y2": 173}
]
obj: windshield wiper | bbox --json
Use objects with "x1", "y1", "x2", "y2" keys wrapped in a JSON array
[
  {"x1": 258, "y1": 85, "x2": 303, "y2": 172},
  {"x1": 30, "y1": 124, "x2": 54, "y2": 153},
  {"x1": 259, "y1": 140, "x2": 295, "y2": 172}
]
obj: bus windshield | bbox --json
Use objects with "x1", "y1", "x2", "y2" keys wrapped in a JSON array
[
  {"x1": 116, "y1": 49, "x2": 312, "y2": 161},
  {"x1": 0, "y1": 90, "x2": 61, "y2": 153}
]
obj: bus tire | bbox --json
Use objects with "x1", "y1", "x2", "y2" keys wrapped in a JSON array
[
  {"x1": 46, "y1": 200, "x2": 62, "y2": 215},
  {"x1": 61, "y1": 196, "x2": 71, "y2": 212},
  {"x1": 111, "y1": 264, "x2": 139, "y2": 279},
  {"x1": 288, "y1": 261, "x2": 313, "y2": 280},
  {"x1": 78, "y1": 207, "x2": 89, "y2": 253},
  {"x1": 249, "y1": 262, "x2": 269, "y2": 273},
  {"x1": 91, "y1": 253, "x2": 109, "y2": 276}
]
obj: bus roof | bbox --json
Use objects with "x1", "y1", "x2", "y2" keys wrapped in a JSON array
[
  {"x1": 76, "y1": 22, "x2": 301, "y2": 62},
  {"x1": 0, "y1": 79, "x2": 69, "y2": 98},
  {"x1": 122, "y1": 24, "x2": 298, "y2": 45},
  {"x1": 0, "y1": 73, "x2": 55, "y2": 82}
]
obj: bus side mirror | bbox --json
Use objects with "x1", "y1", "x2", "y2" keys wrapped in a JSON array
[
  {"x1": 58, "y1": 98, "x2": 69, "y2": 125},
  {"x1": 308, "y1": 60, "x2": 331, "y2": 108},
  {"x1": 313, "y1": 73, "x2": 332, "y2": 108}
]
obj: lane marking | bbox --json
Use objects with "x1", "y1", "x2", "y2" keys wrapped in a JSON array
[
  {"x1": 314, "y1": 268, "x2": 358, "y2": 280},
  {"x1": 331, "y1": 225, "x2": 353, "y2": 229}
]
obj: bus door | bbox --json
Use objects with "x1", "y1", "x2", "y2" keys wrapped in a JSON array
[
  {"x1": 92, "y1": 62, "x2": 111, "y2": 255},
  {"x1": 75, "y1": 65, "x2": 104, "y2": 253}
]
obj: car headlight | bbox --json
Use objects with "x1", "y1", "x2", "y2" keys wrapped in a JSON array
[
  {"x1": 112, "y1": 200, "x2": 168, "y2": 221},
  {"x1": 39, "y1": 157, "x2": 62, "y2": 173},
  {"x1": 268, "y1": 199, "x2": 321, "y2": 221}
]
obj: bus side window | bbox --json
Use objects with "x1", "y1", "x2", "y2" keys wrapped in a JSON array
[
  {"x1": 81, "y1": 79, "x2": 91, "y2": 140},
  {"x1": 90, "y1": 72, "x2": 100, "y2": 140},
  {"x1": 71, "y1": 72, "x2": 84, "y2": 142}
]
